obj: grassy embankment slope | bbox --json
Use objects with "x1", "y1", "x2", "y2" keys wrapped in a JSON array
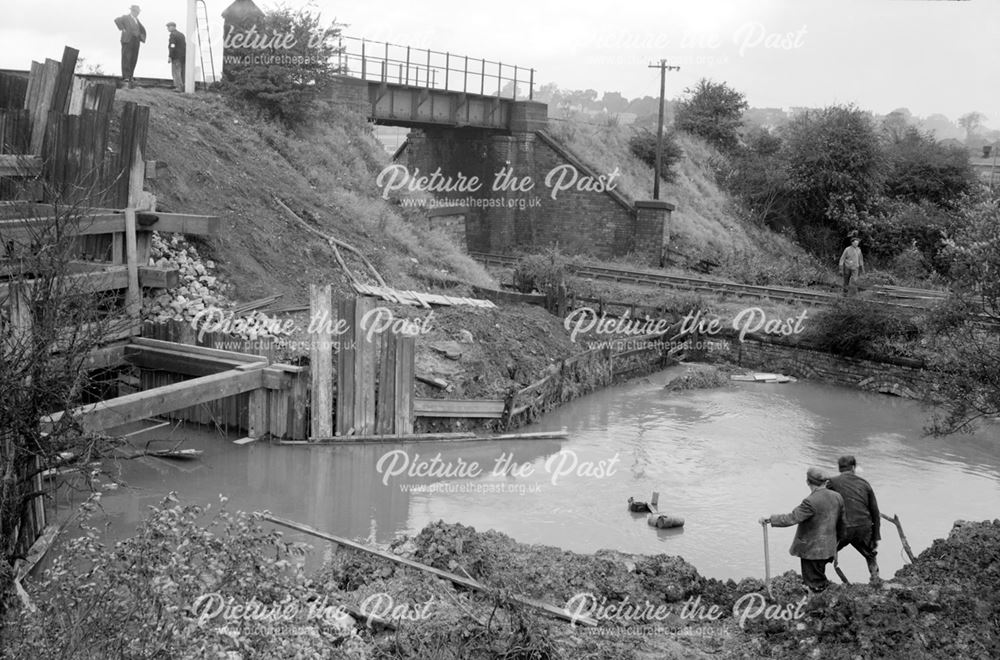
[
  {"x1": 545, "y1": 117, "x2": 829, "y2": 286},
  {"x1": 117, "y1": 87, "x2": 492, "y2": 303}
]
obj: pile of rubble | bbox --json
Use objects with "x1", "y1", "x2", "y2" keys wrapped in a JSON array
[{"x1": 144, "y1": 232, "x2": 228, "y2": 324}]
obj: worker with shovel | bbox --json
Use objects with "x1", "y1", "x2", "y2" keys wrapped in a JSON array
[{"x1": 760, "y1": 467, "x2": 846, "y2": 593}]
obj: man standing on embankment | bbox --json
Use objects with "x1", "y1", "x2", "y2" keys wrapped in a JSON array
[{"x1": 760, "y1": 467, "x2": 846, "y2": 593}]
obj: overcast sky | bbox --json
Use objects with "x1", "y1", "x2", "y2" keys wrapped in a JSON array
[{"x1": 1, "y1": 0, "x2": 997, "y2": 124}]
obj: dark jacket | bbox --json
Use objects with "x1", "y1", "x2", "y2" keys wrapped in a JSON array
[
  {"x1": 116, "y1": 14, "x2": 147, "y2": 44},
  {"x1": 827, "y1": 471, "x2": 880, "y2": 541},
  {"x1": 169, "y1": 29, "x2": 186, "y2": 61},
  {"x1": 770, "y1": 486, "x2": 845, "y2": 560}
]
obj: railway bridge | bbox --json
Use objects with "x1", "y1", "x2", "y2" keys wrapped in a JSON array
[{"x1": 331, "y1": 37, "x2": 674, "y2": 265}]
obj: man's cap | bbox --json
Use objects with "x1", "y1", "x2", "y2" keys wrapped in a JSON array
[
  {"x1": 806, "y1": 467, "x2": 828, "y2": 485},
  {"x1": 166, "y1": 21, "x2": 176, "y2": 27},
  {"x1": 130, "y1": 5, "x2": 141, "y2": 11},
  {"x1": 838, "y1": 455, "x2": 857, "y2": 471}
]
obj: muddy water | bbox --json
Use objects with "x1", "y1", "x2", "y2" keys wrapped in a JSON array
[{"x1": 68, "y1": 366, "x2": 1000, "y2": 582}]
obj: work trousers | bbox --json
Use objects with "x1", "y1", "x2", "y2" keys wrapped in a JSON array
[
  {"x1": 800, "y1": 557, "x2": 833, "y2": 592},
  {"x1": 121, "y1": 41, "x2": 141, "y2": 81}
]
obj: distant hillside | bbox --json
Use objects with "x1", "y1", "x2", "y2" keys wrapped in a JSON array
[{"x1": 118, "y1": 88, "x2": 494, "y2": 303}]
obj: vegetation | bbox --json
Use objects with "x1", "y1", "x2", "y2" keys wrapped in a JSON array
[
  {"x1": 221, "y1": 6, "x2": 344, "y2": 127},
  {"x1": 3, "y1": 496, "x2": 366, "y2": 659},
  {"x1": 675, "y1": 79, "x2": 748, "y2": 153},
  {"x1": 627, "y1": 128, "x2": 683, "y2": 182},
  {"x1": 924, "y1": 194, "x2": 1000, "y2": 434},
  {"x1": 0, "y1": 202, "x2": 133, "y2": 622}
]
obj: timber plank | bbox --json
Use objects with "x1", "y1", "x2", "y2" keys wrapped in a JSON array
[
  {"x1": 42, "y1": 366, "x2": 265, "y2": 433},
  {"x1": 413, "y1": 398, "x2": 506, "y2": 418}
]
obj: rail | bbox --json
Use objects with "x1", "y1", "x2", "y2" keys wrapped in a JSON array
[
  {"x1": 469, "y1": 252, "x2": 975, "y2": 313},
  {"x1": 336, "y1": 36, "x2": 534, "y2": 100}
]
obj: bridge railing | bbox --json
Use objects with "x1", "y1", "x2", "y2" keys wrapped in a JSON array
[{"x1": 336, "y1": 36, "x2": 535, "y2": 101}]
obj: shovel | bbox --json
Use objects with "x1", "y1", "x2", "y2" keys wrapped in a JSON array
[{"x1": 833, "y1": 551, "x2": 851, "y2": 584}]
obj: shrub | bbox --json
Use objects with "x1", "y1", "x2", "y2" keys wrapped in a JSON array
[
  {"x1": 3, "y1": 495, "x2": 366, "y2": 659},
  {"x1": 628, "y1": 128, "x2": 683, "y2": 182},
  {"x1": 221, "y1": 7, "x2": 344, "y2": 127},
  {"x1": 512, "y1": 249, "x2": 575, "y2": 294},
  {"x1": 804, "y1": 299, "x2": 920, "y2": 358}
]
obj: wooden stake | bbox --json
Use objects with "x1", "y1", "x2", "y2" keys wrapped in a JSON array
[
  {"x1": 262, "y1": 514, "x2": 598, "y2": 626},
  {"x1": 881, "y1": 512, "x2": 916, "y2": 563}
]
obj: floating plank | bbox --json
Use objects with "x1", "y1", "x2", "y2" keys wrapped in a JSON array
[
  {"x1": 262, "y1": 515, "x2": 598, "y2": 627},
  {"x1": 297, "y1": 428, "x2": 568, "y2": 444},
  {"x1": 413, "y1": 398, "x2": 506, "y2": 418},
  {"x1": 233, "y1": 436, "x2": 258, "y2": 445},
  {"x1": 41, "y1": 365, "x2": 265, "y2": 433}
]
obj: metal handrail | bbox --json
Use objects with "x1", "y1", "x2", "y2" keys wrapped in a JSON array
[{"x1": 335, "y1": 35, "x2": 534, "y2": 101}]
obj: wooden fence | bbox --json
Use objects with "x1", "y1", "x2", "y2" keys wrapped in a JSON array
[{"x1": 309, "y1": 288, "x2": 417, "y2": 440}]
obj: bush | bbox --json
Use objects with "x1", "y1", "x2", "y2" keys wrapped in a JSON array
[
  {"x1": 628, "y1": 128, "x2": 683, "y2": 182},
  {"x1": 512, "y1": 249, "x2": 575, "y2": 294},
  {"x1": 3, "y1": 495, "x2": 366, "y2": 659},
  {"x1": 805, "y1": 299, "x2": 920, "y2": 358},
  {"x1": 221, "y1": 7, "x2": 343, "y2": 127}
]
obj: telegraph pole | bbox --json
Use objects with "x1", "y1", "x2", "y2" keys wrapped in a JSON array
[{"x1": 648, "y1": 60, "x2": 680, "y2": 200}]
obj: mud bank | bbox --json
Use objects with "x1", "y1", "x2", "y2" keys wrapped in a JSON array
[{"x1": 327, "y1": 519, "x2": 1000, "y2": 659}]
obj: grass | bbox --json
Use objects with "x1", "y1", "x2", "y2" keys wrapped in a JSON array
[{"x1": 121, "y1": 87, "x2": 496, "y2": 303}]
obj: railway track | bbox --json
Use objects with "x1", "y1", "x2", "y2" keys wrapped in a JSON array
[{"x1": 469, "y1": 251, "x2": 954, "y2": 313}]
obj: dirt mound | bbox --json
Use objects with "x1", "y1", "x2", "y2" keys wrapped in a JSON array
[{"x1": 740, "y1": 520, "x2": 1000, "y2": 659}]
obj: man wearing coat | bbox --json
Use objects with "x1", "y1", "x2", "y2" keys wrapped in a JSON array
[
  {"x1": 827, "y1": 455, "x2": 881, "y2": 585},
  {"x1": 115, "y1": 5, "x2": 147, "y2": 87},
  {"x1": 760, "y1": 467, "x2": 846, "y2": 592},
  {"x1": 167, "y1": 22, "x2": 186, "y2": 92}
]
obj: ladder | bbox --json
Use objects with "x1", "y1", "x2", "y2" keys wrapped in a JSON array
[{"x1": 194, "y1": 0, "x2": 216, "y2": 83}]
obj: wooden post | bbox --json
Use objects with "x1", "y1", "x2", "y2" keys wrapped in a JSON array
[
  {"x1": 394, "y1": 335, "x2": 415, "y2": 434},
  {"x1": 310, "y1": 285, "x2": 334, "y2": 439},
  {"x1": 375, "y1": 330, "x2": 397, "y2": 435},
  {"x1": 353, "y1": 296, "x2": 377, "y2": 434},
  {"x1": 289, "y1": 366, "x2": 309, "y2": 440},
  {"x1": 124, "y1": 208, "x2": 140, "y2": 318},
  {"x1": 247, "y1": 388, "x2": 267, "y2": 439},
  {"x1": 335, "y1": 298, "x2": 356, "y2": 436}
]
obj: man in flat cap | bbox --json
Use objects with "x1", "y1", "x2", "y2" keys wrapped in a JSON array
[
  {"x1": 827, "y1": 455, "x2": 881, "y2": 585},
  {"x1": 115, "y1": 5, "x2": 146, "y2": 87},
  {"x1": 760, "y1": 467, "x2": 846, "y2": 592},
  {"x1": 167, "y1": 22, "x2": 186, "y2": 92}
]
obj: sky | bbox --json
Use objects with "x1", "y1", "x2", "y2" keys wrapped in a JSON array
[{"x1": 0, "y1": 0, "x2": 997, "y2": 125}]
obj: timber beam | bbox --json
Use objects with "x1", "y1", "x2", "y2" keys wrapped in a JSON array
[
  {"x1": 41, "y1": 363, "x2": 266, "y2": 433},
  {"x1": 0, "y1": 210, "x2": 220, "y2": 241},
  {"x1": 0, "y1": 265, "x2": 180, "y2": 298}
]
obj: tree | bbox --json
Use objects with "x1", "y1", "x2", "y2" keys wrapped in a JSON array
[
  {"x1": 222, "y1": 6, "x2": 344, "y2": 127},
  {"x1": 780, "y1": 105, "x2": 887, "y2": 252},
  {"x1": 722, "y1": 127, "x2": 790, "y2": 227},
  {"x1": 882, "y1": 126, "x2": 974, "y2": 207},
  {"x1": 958, "y1": 111, "x2": 986, "y2": 140},
  {"x1": 628, "y1": 128, "x2": 684, "y2": 183},
  {"x1": 925, "y1": 193, "x2": 1000, "y2": 435},
  {"x1": 674, "y1": 78, "x2": 749, "y2": 152}
]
